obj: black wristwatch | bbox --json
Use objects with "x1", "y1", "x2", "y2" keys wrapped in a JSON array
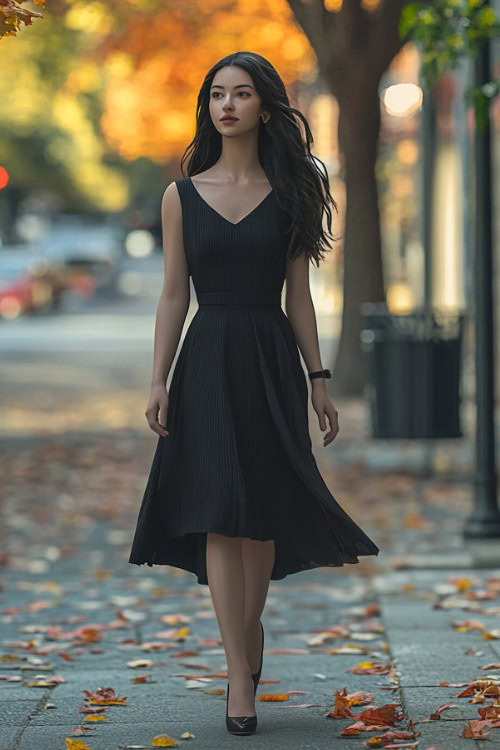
[{"x1": 308, "y1": 368, "x2": 332, "y2": 381}]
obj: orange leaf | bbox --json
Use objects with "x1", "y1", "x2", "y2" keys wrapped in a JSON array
[
  {"x1": 482, "y1": 630, "x2": 500, "y2": 640},
  {"x1": 257, "y1": 693, "x2": 290, "y2": 701},
  {"x1": 326, "y1": 688, "x2": 356, "y2": 719}
]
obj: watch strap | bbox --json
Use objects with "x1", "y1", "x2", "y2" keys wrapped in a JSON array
[{"x1": 308, "y1": 368, "x2": 332, "y2": 380}]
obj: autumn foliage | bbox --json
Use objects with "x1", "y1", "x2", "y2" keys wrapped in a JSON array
[{"x1": 0, "y1": 0, "x2": 45, "y2": 37}]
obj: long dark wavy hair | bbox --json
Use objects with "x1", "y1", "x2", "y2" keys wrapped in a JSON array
[{"x1": 180, "y1": 51, "x2": 339, "y2": 267}]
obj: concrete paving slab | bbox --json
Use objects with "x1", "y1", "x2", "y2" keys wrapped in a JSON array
[
  {"x1": 0, "y1": 687, "x2": 50, "y2": 702},
  {"x1": 0, "y1": 728, "x2": 20, "y2": 750},
  {"x1": 400, "y1": 685, "x2": 492, "y2": 720},
  {"x1": 0, "y1": 702, "x2": 40, "y2": 727}
]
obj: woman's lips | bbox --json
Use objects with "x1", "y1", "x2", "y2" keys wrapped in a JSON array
[{"x1": 221, "y1": 117, "x2": 238, "y2": 123}]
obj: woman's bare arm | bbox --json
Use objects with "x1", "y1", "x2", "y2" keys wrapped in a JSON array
[
  {"x1": 284, "y1": 252, "x2": 323, "y2": 375},
  {"x1": 145, "y1": 182, "x2": 190, "y2": 435},
  {"x1": 284, "y1": 253, "x2": 339, "y2": 446}
]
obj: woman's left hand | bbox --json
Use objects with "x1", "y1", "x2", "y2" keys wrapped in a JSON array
[{"x1": 311, "y1": 387, "x2": 339, "y2": 446}]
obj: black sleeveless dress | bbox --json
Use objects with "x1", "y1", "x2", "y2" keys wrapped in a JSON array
[{"x1": 128, "y1": 176, "x2": 380, "y2": 584}]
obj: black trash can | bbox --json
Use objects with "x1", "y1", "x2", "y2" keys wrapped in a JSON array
[{"x1": 360, "y1": 303, "x2": 465, "y2": 439}]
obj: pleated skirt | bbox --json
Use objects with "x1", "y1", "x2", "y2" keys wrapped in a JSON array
[{"x1": 128, "y1": 301, "x2": 380, "y2": 584}]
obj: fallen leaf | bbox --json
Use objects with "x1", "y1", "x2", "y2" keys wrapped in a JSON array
[
  {"x1": 131, "y1": 674, "x2": 156, "y2": 684},
  {"x1": 452, "y1": 619, "x2": 485, "y2": 632},
  {"x1": 429, "y1": 702, "x2": 459, "y2": 719},
  {"x1": 278, "y1": 702, "x2": 323, "y2": 708},
  {"x1": 461, "y1": 719, "x2": 495, "y2": 739},
  {"x1": 356, "y1": 704, "x2": 403, "y2": 726},
  {"x1": 350, "y1": 661, "x2": 395, "y2": 675},
  {"x1": 65, "y1": 739, "x2": 93, "y2": 750},
  {"x1": 83, "y1": 687, "x2": 127, "y2": 704},
  {"x1": 341, "y1": 720, "x2": 393, "y2": 735},
  {"x1": 152, "y1": 734, "x2": 179, "y2": 746},
  {"x1": 258, "y1": 693, "x2": 290, "y2": 701},
  {"x1": 482, "y1": 629, "x2": 500, "y2": 640},
  {"x1": 127, "y1": 659, "x2": 154, "y2": 669},
  {"x1": 364, "y1": 729, "x2": 420, "y2": 747}
]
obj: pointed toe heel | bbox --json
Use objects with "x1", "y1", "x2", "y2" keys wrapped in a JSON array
[{"x1": 226, "y1": 681, "x2": 257, "y2": 735}]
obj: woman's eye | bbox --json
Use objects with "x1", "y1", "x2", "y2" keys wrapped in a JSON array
[{"x1": 211, "y1": 91, "x2": 250, "y2": 98}]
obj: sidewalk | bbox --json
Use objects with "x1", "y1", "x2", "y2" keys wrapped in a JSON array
[{"x1": 1, "y1": 396, "x2": 499, "y2": 749}]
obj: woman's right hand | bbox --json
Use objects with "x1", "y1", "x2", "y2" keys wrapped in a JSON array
[{"x1": 145, "y1": 385, "x2": 169, "y2": 437}]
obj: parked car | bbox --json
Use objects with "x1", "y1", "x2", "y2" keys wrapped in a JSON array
[
  {"x1": 0, "y1": 247, "x2": 67, "y2": 319},
  {"x1": 38, "y1": 216, "x2": 125, "y2": 294}
]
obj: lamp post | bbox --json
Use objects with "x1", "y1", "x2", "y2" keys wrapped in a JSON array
[{"x1": 463, "y1": 0, "x2": 500, "y2": 537}]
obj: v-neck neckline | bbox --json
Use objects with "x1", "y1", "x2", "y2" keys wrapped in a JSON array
[{"x1": 188, "y1": 176, "x2": 274, "y2": 227}]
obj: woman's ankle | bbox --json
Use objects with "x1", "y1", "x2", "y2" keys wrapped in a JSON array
[{"x1": 227, "y1": 663, "x2": 252, "y2": 678}]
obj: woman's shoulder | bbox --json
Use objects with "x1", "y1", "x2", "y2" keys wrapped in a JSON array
[
  {"x1": 170, "y1": 176, "x2": 191, "y2": 203},
  {"x1": 173, "y1": 175, "x2": 191, "y2": 188}
]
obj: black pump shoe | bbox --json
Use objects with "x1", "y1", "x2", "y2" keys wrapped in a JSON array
[
  {"x1": 251, "y1": 621, "x2": 264, "y2": 696},
  {"x1": 226, "y1": 680, "x2": 257, "y2": 735}
]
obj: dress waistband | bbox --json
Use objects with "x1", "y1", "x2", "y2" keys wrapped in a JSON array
[{"x1": 197, "y1": 291, "x2": 281, "y2": 306}]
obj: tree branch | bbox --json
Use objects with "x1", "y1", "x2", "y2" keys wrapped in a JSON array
[{"x1": 286, "y1": 0, "x2": 343, "y2": 57}]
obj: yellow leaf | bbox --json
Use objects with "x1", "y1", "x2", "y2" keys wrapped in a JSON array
[
  {"x1": 65, "y1": 739, "x2": 93, "y2": 750},
  {"x1": 84, "y1": 714, "x2": 107, "y2": 721},
  {"x1": 152, "y1": 735, "x2": 179, "y2": 746}
]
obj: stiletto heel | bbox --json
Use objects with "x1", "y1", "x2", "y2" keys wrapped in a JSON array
[
  {"x1": 226, "y1": 678, "x2": 257, "y2": 735},
  {"x1": 251, "y1": 621, "x2": 264, "y2": 696}
]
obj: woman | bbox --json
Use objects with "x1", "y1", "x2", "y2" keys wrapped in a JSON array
[{"x1": 129, "y1": 51, "x2": 380, "y2": 735}]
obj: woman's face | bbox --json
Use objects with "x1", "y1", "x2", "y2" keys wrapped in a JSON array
[{"x1": 209, "y1": 65, "x2": 264, "y2": 137}]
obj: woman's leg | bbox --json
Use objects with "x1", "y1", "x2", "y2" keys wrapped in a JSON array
[
  {"x1": 241, "y1": 539, "x2": 275, "y2": 673},
  {"x1": 206, "y1": 532, "x2": 255, "y2": 716}
]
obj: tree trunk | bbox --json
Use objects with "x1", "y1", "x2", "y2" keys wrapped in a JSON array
[
  {"x1": 285, "y1": 0, "x2": 410, "y2": 394},
  {"x1": 333, "y1": 84, "x2": 385, "y2": 395}
]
